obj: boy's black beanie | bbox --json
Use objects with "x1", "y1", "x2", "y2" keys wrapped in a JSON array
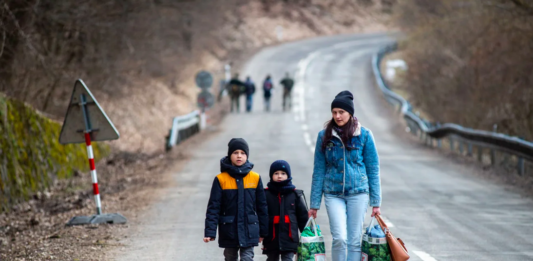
[
  {"x1": 331, "y1": 90, "x2": 355, "y2": 116},
  {"x1": 227, "y1": 138, "x2": 249, "y2": 158},
  {"x1": 269, "y1": 160, "x2": 291, "y2": 179}
]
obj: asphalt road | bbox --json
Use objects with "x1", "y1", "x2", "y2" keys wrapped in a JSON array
[{"x1": 115, "y1": 33, "x2": 533, "y2": 261}]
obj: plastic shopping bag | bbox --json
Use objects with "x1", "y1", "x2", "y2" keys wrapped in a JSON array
[
  {"x1": 362, "y1": 217, "x2": 391, "y2": 261},
  {"x1": 297, "y1": 217, "x2": 326, "y2": 261}
]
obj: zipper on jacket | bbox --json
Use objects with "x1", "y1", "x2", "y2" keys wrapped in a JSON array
[{"x1": 332, "y1": 132, "x2": 347, "y2": 194}]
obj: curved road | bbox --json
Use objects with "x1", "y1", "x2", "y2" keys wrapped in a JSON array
[{"x1": 115, "y1": 33, "x2": 533, "y2": 261}]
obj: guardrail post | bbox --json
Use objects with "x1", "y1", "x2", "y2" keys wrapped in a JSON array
[
  {"x1": 490, "y1": 124, "x2": 497, "y2": 165},
  {"x1": 517, "y1": 158, "x2": 525, "y2": 176},
  {"x1": 467, "y1": 143, "x2": 473, "y2": 156},
  {"x1": 449, "y1": 137, "x2": 454, "y2": 152},
  {"x1": 437, "y1": 139, "x2": 442, "y2": 148},
  {"x1": 490, "y1": 149, "x2": 496, "y2": 166},
  {"x1": 477, "y1": 146, "x2": 483, "y2": 162},
  {"x1": 459, "y1": 141, "x2": 464, "y2": 155}
]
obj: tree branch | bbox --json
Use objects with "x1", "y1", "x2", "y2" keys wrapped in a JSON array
[{"x1": 510, "y1": 0, "x2": 533, "y2": 15}]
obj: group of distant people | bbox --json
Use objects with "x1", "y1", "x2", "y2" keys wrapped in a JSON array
[{"x1": 225, "y1": 73, "x2": 295, "y2": 113}]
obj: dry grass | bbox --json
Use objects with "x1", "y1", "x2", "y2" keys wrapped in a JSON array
[{"x1": 391, "y1": 0, "x2": 533, "y2": 140}]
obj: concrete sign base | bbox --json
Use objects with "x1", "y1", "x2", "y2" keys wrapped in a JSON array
[{"x1": 66, "y1": 213, "x2": 127, "y2": 226}]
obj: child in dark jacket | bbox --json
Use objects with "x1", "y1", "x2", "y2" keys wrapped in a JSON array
[
  {"x1": 204, "y1": 138, "x2": 268, "y2": 261},
  {"x1": 262, "y1": 160, "x2": 308, "y2": 261}
]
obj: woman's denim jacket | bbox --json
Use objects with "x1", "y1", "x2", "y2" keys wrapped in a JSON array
[{"x1": 310, "y1": 125, "x2": 381, "y2": 209}]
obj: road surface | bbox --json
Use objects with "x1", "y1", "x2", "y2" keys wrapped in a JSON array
[{"x1": 114, "y1": 33, "x2": 533, "y2": 261}]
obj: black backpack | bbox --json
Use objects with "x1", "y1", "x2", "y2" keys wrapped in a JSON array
[{"x1": 294, "y1": 189, "x2": 308, "y2": 211}]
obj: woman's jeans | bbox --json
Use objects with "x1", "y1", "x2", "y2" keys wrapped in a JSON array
[{"x1": 324, "y1": 193, "x2": 369, "y2": 261}]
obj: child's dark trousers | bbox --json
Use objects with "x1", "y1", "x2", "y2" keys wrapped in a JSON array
[
  {"x1": 224, "y1": 247, "x2": 254, "y2": 261},
  {"x1": 266, "y1": 251, "x2": 295, "y2": 261}
]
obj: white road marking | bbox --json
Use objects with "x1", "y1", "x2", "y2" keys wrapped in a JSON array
[
  {"x1": 301, "y1": 124, "x2": 308, "y2": 131},
  {"x1": 293, "y1": 104, "x2": 301, "y2": 112},
  {"x1": 294, "y1": 39, "x2": 373, "y2": 125},
  {"x1": 303, "y1": 132, "x2": 312, "y2": 147},
  {"x1": 413, "y1": 251, "x2": 438, "y2": 261}
]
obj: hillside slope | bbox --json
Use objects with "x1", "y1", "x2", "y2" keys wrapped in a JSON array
[{"x1": 0, "y1": 0, "x2": 391, "y2": 154}]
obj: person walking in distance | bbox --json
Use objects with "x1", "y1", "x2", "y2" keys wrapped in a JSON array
[
  {"x1": 204, "y1": 138, "x2": 269, "y2": 261},
  {"x1": 309, "y1": 90, "x2": 382, "y2": 261},
  {"x1": 227, "y1": 73, "x2": 246, "y2": 113},
  {"x1": 279, "y1": 72, "x2": 294, "y2": 112},
  {"x1": 263, "y1": 75, "x2": 274, "y2": 112},
  {"x1": 244, "y1": 76, "x2": 256, "y2": 112}
]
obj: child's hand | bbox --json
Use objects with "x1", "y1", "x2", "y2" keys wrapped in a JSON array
[
  {"x1": 259, "y1": 237, "x2": 264, "y2": 243},
  {"x1": 203, "y1": 237, "x2": 214, "y2": 243}
]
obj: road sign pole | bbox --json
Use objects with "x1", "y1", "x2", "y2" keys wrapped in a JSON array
[
  {"x1": 80, "y1": 93, "x2": 102, "y2": 215},
  {"x1": 200, "y1": 110, "x2": 206, "y2": 130},
  {"x1": 64, "y1": 80, "x2": 126, "y2": 226},
  {"x1": 85, "y1": 132, "x2": 102, "y2": 215}
]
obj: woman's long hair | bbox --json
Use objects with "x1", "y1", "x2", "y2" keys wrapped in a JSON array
[{"x1": 321, "y1": 116, "x2": 358, "y2": 152}]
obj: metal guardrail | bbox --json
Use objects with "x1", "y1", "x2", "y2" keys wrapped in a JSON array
[
  {"x1": 372, "y1": 43, "x2": 533, "y2": 175},
  {"x1": 165, "y1": 110, "x2": 203, "y2": 151}
]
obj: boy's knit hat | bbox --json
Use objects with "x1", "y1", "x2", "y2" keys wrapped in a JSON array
[
  {"x1": 331, "y1": 90, "x2": 355, "y2": 116},
  {"x1": 269, "y1": 160, "x2": 291, "y2": 179},
  {"x1": 227, "y1": 138, "x2": 249, "y2": 158}
]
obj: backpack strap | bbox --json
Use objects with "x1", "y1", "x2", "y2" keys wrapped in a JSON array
[{"x1": 294, "y1": 189, "x2": 308, "y2": 211}]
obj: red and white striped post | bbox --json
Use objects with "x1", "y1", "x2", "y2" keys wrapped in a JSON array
[
  {"x1": 84, "y1": 132, "x2": 102, "y2": 215},
  {"x1": 80, "y1": 93, "x2": 103, "y2": 215}
]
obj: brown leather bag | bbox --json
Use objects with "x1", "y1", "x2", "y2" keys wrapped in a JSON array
[{"x1": 375, "y1": 214, "x2": 410, "y2": 261}]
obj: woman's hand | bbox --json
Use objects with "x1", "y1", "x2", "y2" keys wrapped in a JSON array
[
  {"x1": 371, "y1": 207, "x2": 381, "y2": 217},
  {"x1": 308, "y1": 208, "x2": 318, "y2": 219},
  {"x1": 203, "y1": 237, "x2": 215, "y2": 243},
  {"x1": 259, "y1": 237, "x2": 264, "y2": 243}
]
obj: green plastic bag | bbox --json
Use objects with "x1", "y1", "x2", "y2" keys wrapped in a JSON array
[
  {"x1": 297, "y1": 218, "x2": 326, "y2": 261},
  {"x1": 362, "y1": 217, "x2": 391, "y2": 261}
]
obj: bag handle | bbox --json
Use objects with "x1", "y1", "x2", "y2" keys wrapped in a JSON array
[
  {"x1": 376, "y1": 214, "x2": 408, "y2": 253},
  {"x1": 366, "y1": 216, "x2": 376, "y2": 233},
  {"x1": 304, "y1": 217, "x2": 319, "y2": 237},
  {"x1": 375, "y1": 214, "x2": 389, "y2": 233}
]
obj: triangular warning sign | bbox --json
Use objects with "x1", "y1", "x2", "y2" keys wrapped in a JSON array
[{"x1": 59, "y1": 79, "x2": 120, "y2": 144}]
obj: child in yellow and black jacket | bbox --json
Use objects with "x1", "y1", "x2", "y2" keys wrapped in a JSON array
[{"x1": 204, "y1": 138, "x2": 268, "y2": 261}]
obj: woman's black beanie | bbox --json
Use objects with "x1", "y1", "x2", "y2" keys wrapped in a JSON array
[{"x1": 331, "y1": 90, "x2": 355, "y2": 116}]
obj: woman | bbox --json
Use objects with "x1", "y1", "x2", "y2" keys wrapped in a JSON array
[{"x1": 309, "y1": 90, "x2": 382, "y2": 261}]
